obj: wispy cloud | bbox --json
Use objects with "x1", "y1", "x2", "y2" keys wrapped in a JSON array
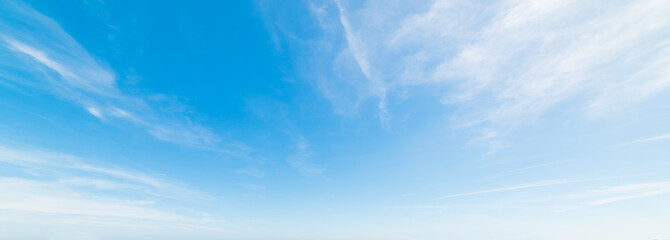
[
  {"x1": 439, "y1": 179, "x2": 584, "y2": 199},
  {"x1": 557, "y1": 181, "x2": 670, "y2": 211},
  {"x1": 0, "y1": 178, "x2": 186, "y2": 221},
  {"x1": 286, "y1": 137, "x2": 325, "y2": 177},
  {"x1": 244, "y1": 99, "x2": 325, "y2": 177},
  {"x1": 290, "y1": 0, "x2": 670, "y2": 140},
  {"x1": 334, "y1": 1, "x2": 390, "y2": 127},
  {"x1": 619, "y1": 133, "x2": 670, "y2": 146},
  {"x1": 0, "y1": 0, "x2": 232, "y2": 152},
  {"x1": 0, "y1": 144, "x2": 203, "y2": 201},
  {"x1": 235, "y1": 168, "x2": 265, "y2": 178},
  {"x1": 402, "y1": 178, "x2": 670, "y2": 213},
  {"x1": 0, "y1": 143, "x2": 223, "y2": 230}
]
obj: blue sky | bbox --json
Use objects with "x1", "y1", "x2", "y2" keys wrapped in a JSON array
[{"x1": 1, "y1": 0, "x2": 670, "y2": 239}]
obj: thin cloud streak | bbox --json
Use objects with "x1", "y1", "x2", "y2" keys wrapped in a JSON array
[
  {"x1": 0, "y1": 144, "x2": 224, "y2": 231},
  {"x1": 439, "y1": 179, "x2": 584, "y2": 199},
  {"x1": 0, "y1": 178, "x2": 186, "y2": 222},
  {"x1": 335, "y1": 0, "x2": 390, "y2": 127},
  {"x1": 557, "y1": 181, "x2": 670, "y2": 212},
  {"x1": 0, "y1": 144, "x2": 204, "y2": 201},
  {"x1": 619, "y1": 133, "x2": 670, "y2": 146},
  {"x1": 0, "y1": 0, "x2": 241, "y2": 154}
]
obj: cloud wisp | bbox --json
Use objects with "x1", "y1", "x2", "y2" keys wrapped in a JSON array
[
  {"x1": 619, "y1": 133, "x2": 670, "y2": 146},
  {"x1": 0, "y1": 0, "x2": 233, "y2": 152},
  {"x1": 295, "y1": 0, "x2": 670, "y2": 135},
  {"x1": 0, "y1": 144, "x2": 223, "y2": 231},
  {"x1": 286, "y1": 137, "x2": 325, "y2": 177},
  {"x1": 439, "y1": 179, "x2": 584, "y2": 199},
  {"x1": 433, "y1": 178, "x2": 670, "y2": 212},
  {"x1": 548, "y1": 181, "x2": 670, "y2": 212}
]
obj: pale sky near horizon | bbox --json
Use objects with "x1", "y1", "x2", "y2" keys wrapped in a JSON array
[{"x1": 1, "y1": 0, "x2": 670, "y2": 239}]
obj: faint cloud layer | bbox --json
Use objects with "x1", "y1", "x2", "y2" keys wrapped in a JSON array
[{"x1": 286, "y1": 137, "x2": 325, "y2": 177}]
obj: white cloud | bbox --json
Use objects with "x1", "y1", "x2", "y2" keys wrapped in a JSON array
[
  {"x1": 298, "y1": 0, "x2": 670, "y2": 135},
  {"x1": 0, "y1": 144, "x2": 223, "y2": 231},
  {"x1": 0, "y1": 0, "x2": 235, "y2": 152},
  {"x1": 5, "y1": 39, "x2": 79, "y2": 81},
  {"x1": 0, "y1": 178, "x2": 186, "y2": 221},
  {"x1": 0, "y1": 145, "x2": 200, "y2": 199},
  {"x1": 86, "y1": 107, "x2": 104, "y2": 119}
]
